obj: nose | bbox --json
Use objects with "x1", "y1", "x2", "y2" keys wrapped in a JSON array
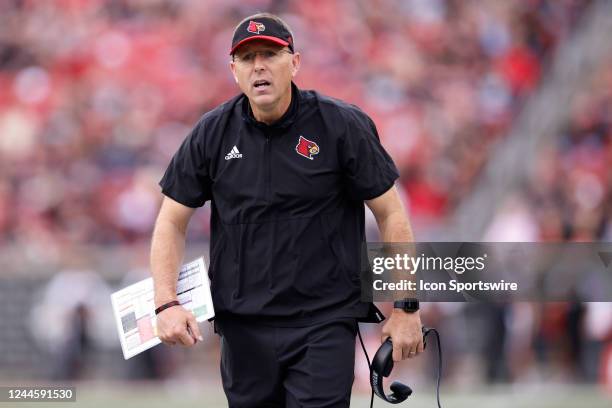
[{"x1": 253, "y1": 53, "x2": 266, "y2": 71}]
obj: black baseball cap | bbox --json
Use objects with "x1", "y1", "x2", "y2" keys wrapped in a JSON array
[{"x1": 230, "y1": 16, "x2": 294, "y2": 55}]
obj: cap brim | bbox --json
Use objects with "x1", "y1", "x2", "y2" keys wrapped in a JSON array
[{"x1": 230, "y1": 35, "x2": 290, "y2": 55}]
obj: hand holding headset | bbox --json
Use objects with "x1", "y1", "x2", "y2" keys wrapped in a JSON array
[
  {"x1": 370, "y1": 335, "x2": 415, "y2": 403},
  {"x1": 358, "y1": 325, "x2": 443, "y2": 407}
]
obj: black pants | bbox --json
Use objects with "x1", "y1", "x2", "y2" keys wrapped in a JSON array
[{"x1": 215, "y1": 317, "x2": 358, "y2": 408}]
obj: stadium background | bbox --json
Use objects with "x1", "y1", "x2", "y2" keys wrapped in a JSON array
[{"x1": 1, "y1": 0, "x2": 611, "y2": 406}]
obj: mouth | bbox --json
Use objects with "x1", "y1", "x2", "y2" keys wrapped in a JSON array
[{"x1": 253, "y1": 80, "x2": 271, "y2": 90}]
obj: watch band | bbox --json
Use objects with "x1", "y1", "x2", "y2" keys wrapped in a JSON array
[
  {"x1": 155, "y1": 300, "x2": 180, "y2": 315},
  {"x1": 393, "y1": 298, "x2": 419, "y2": 313}
]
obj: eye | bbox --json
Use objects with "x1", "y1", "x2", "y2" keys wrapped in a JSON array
[
  {"x1": 263, "y1": 50, "x2": 277, "y2": 59},
  {"x1": 241, "y1": 53, "x2": 255, "y2": 62}
]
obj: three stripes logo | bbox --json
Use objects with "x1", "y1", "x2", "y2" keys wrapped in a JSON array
[{"x1": 225, "y1": 145, "x2": 243, "y2": 160}]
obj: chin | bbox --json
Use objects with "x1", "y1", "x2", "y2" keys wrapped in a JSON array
[{"x1": 250, "y1": 93, "x2": 277, "y2": 108}]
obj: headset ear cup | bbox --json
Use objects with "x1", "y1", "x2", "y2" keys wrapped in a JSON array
[{"x1": 390, "y1": 381, "x2": 412, "y2": 400}]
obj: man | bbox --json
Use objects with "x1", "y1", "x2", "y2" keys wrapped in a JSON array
[{"x1": 151, "y1": 12, "x2": 423, "y2": 408}]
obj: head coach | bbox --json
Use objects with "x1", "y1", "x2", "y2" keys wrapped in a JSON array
[{"x1": 150, "y1": 12, "x2": 424, "y2": 408}]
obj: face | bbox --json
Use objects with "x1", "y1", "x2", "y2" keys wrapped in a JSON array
[{"x1": 230, "y1": 40, "x2": 300, "y2": 113}]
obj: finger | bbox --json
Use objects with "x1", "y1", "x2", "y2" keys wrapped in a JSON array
[
  {"x1": 416, "y1": 338, "x2": 425, "y2": 354},
  {"x1": 157, "y1": 330, "x2": 169, "y2": 344},
  {"x1": 177, "y1": 329, "x2": 195, "y2": 346},
  {"x1": 392, "y1": 344, "x2": 403, "y2": 362},
  {"x1": 159, "y1": 335, "x2": 176, "y2": 346},
  {"x1": 187, "y1": 315, "x2": 203, "y2": 342},
  {"x1": 409, "y1": 341, "x2": 421, "y2": 358},
  {"x1": 401, "y1": 339, "x2": 418, "y2": 359},
  {"x1": 167, "y1": 323, "x2": 192, "y2": 346}
]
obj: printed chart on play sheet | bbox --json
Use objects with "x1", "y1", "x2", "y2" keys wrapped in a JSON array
[{"x1": 111, "y1": 257, "x2": 215, "y2": 359}]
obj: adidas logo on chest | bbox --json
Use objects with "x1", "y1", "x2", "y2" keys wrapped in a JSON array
[{"x1": 225, "y1": 145, "x2": 243, "y2": 160}]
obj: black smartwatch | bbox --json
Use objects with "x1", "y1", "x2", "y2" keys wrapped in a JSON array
[{"x1": 393, "y1": 298, "x2": 419, "y2": 313}]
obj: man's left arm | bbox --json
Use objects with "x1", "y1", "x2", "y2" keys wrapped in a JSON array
[{"x1": 366, "y1": 185, "x2": 424, "y2": 362}]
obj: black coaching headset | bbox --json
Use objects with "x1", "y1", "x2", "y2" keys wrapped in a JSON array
[{"x1": 358, "y1": 326, "x2": 443, "y2": 407}]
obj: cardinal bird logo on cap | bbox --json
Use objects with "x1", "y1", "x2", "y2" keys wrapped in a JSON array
[
  {"x1": 295, "y1": 136, "x2": 320, "y2": 160},
  {"x1": 247, "y1": 21, "x2": 266, "y2": 34}
]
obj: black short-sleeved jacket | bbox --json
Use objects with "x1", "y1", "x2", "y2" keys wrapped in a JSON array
[{"x1": 160, "y1": 83, "x2": 398, "y2": 326}]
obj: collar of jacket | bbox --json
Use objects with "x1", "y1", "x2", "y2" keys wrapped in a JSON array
[{"x1": 241, "y1": 81, "x2": 300, "y2": 132}]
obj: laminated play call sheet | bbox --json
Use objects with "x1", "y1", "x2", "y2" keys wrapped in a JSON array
[{"x1": 111, "y1": 257, "x2": 214, "y2": 359}]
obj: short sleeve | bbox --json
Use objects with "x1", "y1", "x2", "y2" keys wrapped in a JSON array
[
  {"x1": 159, "y1": 120, "x2": 212, "y2": 208},
  {"x1": 339, "y1": 111, "x2": 399, "y2": 201}
]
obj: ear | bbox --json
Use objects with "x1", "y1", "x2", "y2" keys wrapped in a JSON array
[
  {"x1": 291, "y1": 52, "x2": 301, "y2": 78},
  {"x1": 229, "y1": 60, "x2": 238, "y2": 83}
]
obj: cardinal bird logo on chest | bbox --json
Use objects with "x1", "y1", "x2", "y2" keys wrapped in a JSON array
[{"x1": 295, "y1": 136, "x2": 320, "y2": 160}]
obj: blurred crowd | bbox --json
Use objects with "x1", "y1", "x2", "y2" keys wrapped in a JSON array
[
  {"x1": 0, "y1": 0, "x2": 594, "y2": 252},
  {"x1": 486, "y1": 51, "x2": 612, "y2": 242}
]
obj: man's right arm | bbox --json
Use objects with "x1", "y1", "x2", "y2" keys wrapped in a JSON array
[{"x1": 150, "y1": 196, "x2": 202, "y2": 346}]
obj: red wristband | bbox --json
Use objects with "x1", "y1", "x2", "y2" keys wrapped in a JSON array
[{"x1": 155, "y1": 300, "x2": 180, "y2": 315}]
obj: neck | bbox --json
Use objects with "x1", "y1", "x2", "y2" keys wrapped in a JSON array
[{"x1": 250, "y1": 87, "x2": 292, "y2": 125}]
